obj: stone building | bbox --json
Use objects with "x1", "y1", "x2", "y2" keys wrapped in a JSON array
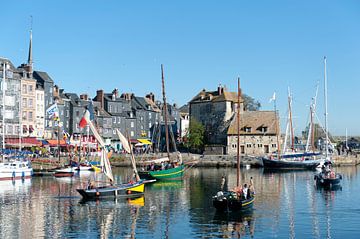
[
  {"x1": 189, "y1": 85, "x2": 243, "y2": 146},
  {"x1": 227, "y1": 111, "x2": 279, "y2": 156},
  {"x1": 179, "y1": 104, "x2": 189, "y2": 141}
]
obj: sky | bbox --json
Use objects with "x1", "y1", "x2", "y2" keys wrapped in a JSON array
[{"x1": 1, "y1": 1, "x2": 359, "y2": 136}]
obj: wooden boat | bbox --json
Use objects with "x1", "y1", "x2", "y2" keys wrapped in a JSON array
[
  {"x1": 138, "y1": 65, "x2": 185, "y2": 181},
  {"x1": 54, "y1": 167, "x2": 74, "y2": 177},
  {"x1": 212, "y1": 78, "x2": 255, "y2": 212},
  {"x1": 77, "y1": 180, "x2": 144, "y2": 199},
  {"x1": 314, "y1": 172, "x2": 342, "y2": 188},
  {"x1": 77, "y1": 116, "x2": 145, "y2": 199},
  {"x1": 0, "y1": 160, "x2": 33, "y2": 181}
]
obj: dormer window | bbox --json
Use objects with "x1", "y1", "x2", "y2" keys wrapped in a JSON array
[
  {"x1": 261, "y1": 127, "x2": 268, "y2": 133},
  {"x1": 244, "y1": 127, "x2": 251, "y2": 133}
]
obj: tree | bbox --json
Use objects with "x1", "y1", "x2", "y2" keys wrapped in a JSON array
[
  {"x1": 243, "y1": 94, "x2": 261, "y2": 111},
  {"x1": 185, "y1": 118, "x2": 205, "y2": 151},
  {"x1": 302, "y1": 123, "x2": 334, "y2": 147}
]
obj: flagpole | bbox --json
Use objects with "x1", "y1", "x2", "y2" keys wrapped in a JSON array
[
  {"x1": 57, "y1": 122, "x2": 60, "y2": 163},
  {"x1": 87, "y1": 124, "x2": 90, "y2": 162},
  {"x1": 2, "y1": 61, "x2": 6, "y2": 161}
]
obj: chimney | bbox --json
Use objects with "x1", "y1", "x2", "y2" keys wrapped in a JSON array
[
  {"x1": 80, "y1": 94, "x2": 88, "y2": 101},
  {"x1": 96, "y1": 90, "x2": 104, "y2": 109},
  {"x1": 53, "y1": 85, "x2": 59, "y2": 97},
  {"x1": 112, "y1": 88, "x2": 119, "y2": 98},
  {"x1": 146, "y1": 92, "x2": 155, "y2": 102},
  {"x1": 218, "y1": 84, "x2": 223, "y2": 95}
]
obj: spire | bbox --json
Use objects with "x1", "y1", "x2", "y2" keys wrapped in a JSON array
[{"x1": 27, "y1": 16, "x2": 33, "y2": 75}]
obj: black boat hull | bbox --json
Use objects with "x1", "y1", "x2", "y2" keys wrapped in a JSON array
[
  {"x1": 76, "y1": 181, "x2": 145, "y2": 199},
  {"x1": 213, "y1": 191, "x2": 254, "y2": 212},
  {"x1": 314, "y1": 173, "x2": 342, "y2": 188},
  {"x1": 262, "y1": 158, "x2": 320, "y2": 170}
]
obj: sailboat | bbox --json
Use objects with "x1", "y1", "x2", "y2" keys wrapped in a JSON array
[
  {"x1": 0, "y1": 60, "x2": 33, "y2": 180},
  {"x1": 212, "y1": 78, "x2": 255, "y2": 211},
  {"x1": 261, "y1": 88, "x2": 321, "y2": 170},
  {"x1": 76, "y1": 110, "x2": 144, "y2": 199},
  {"x1": 138, "y1": 65, "x2": 185, "y2": 181},
  {"x1": 314, "y1": 57, "x2": 342, "y2": 188}
]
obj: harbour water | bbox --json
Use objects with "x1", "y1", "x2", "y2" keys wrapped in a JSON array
[{"x1": 1, "y1": 166, "x2": 360, "y2": 238}]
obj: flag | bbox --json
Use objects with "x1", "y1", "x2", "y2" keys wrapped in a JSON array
[
  {"x1": 88, "y1": 101, "x2": 95, "y2": 121},
  {"x1": 269, "y1": 92, "x2": 276, "y2": 103},
  {"x1": 46, "y1": 103, "x2": 59, "y2": 119},
  {"x1": 79, "y1": 110, "x2": 89, "y2": 128}
]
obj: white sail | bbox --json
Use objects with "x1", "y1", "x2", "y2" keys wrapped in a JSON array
[
  {"x1": 88, "y1": 121, "x2": 114, "y2": 182},
  {"x1": 115, "y1": 129, "x2": 131, "y2": 154}
]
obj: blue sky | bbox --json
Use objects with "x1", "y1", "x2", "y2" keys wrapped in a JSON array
[{"x1": 1, "y1": 1, "x2": 359, "y2": 136}]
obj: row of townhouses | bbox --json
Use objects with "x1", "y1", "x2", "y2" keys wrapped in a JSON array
[{"x1": 1, "y1": 30, "x2": 280, "y2": 156}]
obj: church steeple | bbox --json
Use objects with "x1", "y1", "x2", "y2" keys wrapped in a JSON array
[{"x1": 27, "y1": 16, "x2": 33, "y2": 76}]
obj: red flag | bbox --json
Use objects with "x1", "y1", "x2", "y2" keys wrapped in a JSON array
[{"x1": 79, "y1": 110, "x2": 90, "y2": 128}]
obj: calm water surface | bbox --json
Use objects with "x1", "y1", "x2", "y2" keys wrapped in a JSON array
[{"x1": 1, "y1": 166, "x2": 360, "y2": 238}]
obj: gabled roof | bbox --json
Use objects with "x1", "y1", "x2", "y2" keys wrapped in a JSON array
[
  {"x1": 227, "y1": 111, "x2": 278, "y2": 135},
  {"x1": 33, "y1": 71, "x2": 54, "y2": 84},
  {"x1": 179, "y1": 104, "x2": 189, "y2": 114},
  {"x1": 190, "y1": 89, "x2": 243, "y2": 104}
]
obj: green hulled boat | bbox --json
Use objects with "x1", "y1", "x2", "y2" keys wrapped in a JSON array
[{"x1": 149, "y1": 164, "x2": 185, "y2": 180}]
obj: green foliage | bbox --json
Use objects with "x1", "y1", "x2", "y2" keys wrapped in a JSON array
[
  {"x1": 185, "y1": 118, "x2": 205, "y2": 151},
  {"x1": 243, "y1": 94, "x2": 261, "y2": 111}
]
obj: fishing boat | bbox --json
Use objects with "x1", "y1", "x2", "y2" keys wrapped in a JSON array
[
  {"x1": 76, "y1": 113, "x2": 144, "y2": 199},
  {"x1": 314, "y1": 57, "x2": 342, "y2": 187},
  {"x1": 53, "y1": 166, "x2": 74, "y2": 177},
  {"x1": 138, "y1": 65, "x2": 184, "y2": 181},
  {"x1": 261, "y1": 88, "x2": 321, "y2": 170},
  {"x1": 213, "y1": 78, "x2": 255, "y2": 212},
  {"x1": 0, "y1": 160, "x2": 33, "y2": 181}
]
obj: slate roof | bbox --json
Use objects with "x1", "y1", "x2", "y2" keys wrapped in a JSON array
[
  {"x1": 227, "y1": 111, "x2": 279, "y2": 135},
  {"x1": 33, "y1": 71, "x2": 54, "y2": 83}
]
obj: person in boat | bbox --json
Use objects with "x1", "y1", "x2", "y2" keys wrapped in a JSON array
[
  {"x1": 87, "y1": 180, "x2": 96, "y2": 189},
  {"x1": 220, "y1": 176, "x2": 226, "y2": 191},
  {"x1": 242, "y1": 184, "x2": 249, "y2": 199},
  {"x1": 249, "y1": 177, "x2": 255, "y2": 194}
]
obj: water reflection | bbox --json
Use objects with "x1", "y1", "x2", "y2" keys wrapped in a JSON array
[
  {"x1": 0, "y1": 167, "x2": 359, "y2": 238},
  {"x1": 213, "y1": 211, "x2": 255, "y2": 238}
]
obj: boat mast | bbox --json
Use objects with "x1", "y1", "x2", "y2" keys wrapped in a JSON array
[
  {"x1": 273, "y1": 93, "x2": 281, "y2": 159},
  {"x1": 305, "y1": 83, "x2": 318, "y2": 152},
  {"x1": 324, "y1": 56, "x2": 329, "y2": 159},
  {"x1": 161, "y1": 64, "x2": 170, "y2": 159},
  {"x1": 288, "y1": 89, "x2": 295, "y2": 151},
  {"x1": 236, "y1": 77, "x2": 241, "y2": 187}
]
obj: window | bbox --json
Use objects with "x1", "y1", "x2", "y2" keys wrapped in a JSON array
[
  {"x1": 28, "y1": 111, "x2": 33, "y2": 120},
  {"x1": 22, "y1": 98, "x2": 27, "y2": 107},
  {"x1": 258, "y1": 144, "x2": 263, "y2": 148},
  {"x1": 130, "y1": 131, "x2": 134, "y2": 137},
  {"x1": 272, "y1": 144, "x2": 277, "y2": 148},
  {"x1": 131, "y1": 122, "x2": 134, "y2": 128},
  {"x1": 28, "y1": 99, "x2": 33, "y2": 107},
  {"x1": 66, "y1": 110, "x2": 69, "y2": 117},
  {"x1": 260, "y1": 127, "x2": 268, "y2": 133},
  {"x1": 76, "y1": 111, "x2": 79, "y2": 117},
  {"x1": 246, "y1": 144, "x2": 252, "y2": 148},
  {"x1": 22, "y1": 111, "x2": 27, "y2": 120},
  {"x1": 117, "y1": 117, "x2": 121, "y2": 123},
  {"x1": 22, "y1": 84, "x2": 27, "y2": 93},
  {"x1": 149, "y1": 112, "x2": 152, "y2": 119},
  {"x1": 28, "y1": 85, "x2": 33, "y2": 93},
  {"x1": 37, "y1": 94, "x2": 39, "y2": 100},
  {"x1": 113, "y1": 130, "x2": 116, "y2": 135},
  {"x1": 109, "y1": 105, "x2": 112, "y2": 112},
  {"x1": 113, "y1": 117, "x2": 116, "y2": 123},
  {"x1": 245, "y1": 127, "x2": 251, "y2": 133}
]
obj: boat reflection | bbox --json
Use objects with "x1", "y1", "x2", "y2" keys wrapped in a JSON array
[
  {"x1": 0, "y1": 178, "x2": 32, "y2": 194},
  {"x1": 213, "y1": 210, "x2": 255, "y2": 238},
  {"x1": 148, "y1": 180, "x2": 184, "y2": 191}
]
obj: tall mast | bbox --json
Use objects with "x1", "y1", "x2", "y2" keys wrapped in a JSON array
[
  {"x1": 288, "y1": 88, "x2": 295, "y2": 151},
  {"x1": 324, "y1": 56, "x2": 329, "y2": 159},
  {"x1": 273, "y1": 92, "x2": 281, "y2": 159},
  {"x1": 305, "y1": 83, "x2": 319, "y2": 152},
  {"x1": 236, "y1": 77, "x2": 241, "y2": 187},
  {"x1": 161, "y1": 64, "x2": 170, "y2": 159},
  {"x1": 27, "y1": 16, "x2": 33, "y2": 76}
]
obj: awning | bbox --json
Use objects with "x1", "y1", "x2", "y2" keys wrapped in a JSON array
[
  {"x1": 5, "y1": 137, "x2": 42, "y2": 147},
  {"x1": 143, "y1": 157, "x2": 170, "y2": 164},
  {"x1": 130, "y1": 139, "x2": 139, "y2": 144},
  {"x1": 137, "y1": 139, "x2": 152, "y2": 145},
  {"x1": 47, "y1": 139, "x2": 68, "y2": 147}
]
